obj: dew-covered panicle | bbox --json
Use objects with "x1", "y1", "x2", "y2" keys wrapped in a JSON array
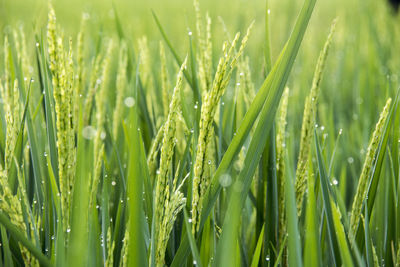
[
  {"x1": 277, "y1": 87, "x2": 289, "y2": 244},
  {"x1": 13, "y1": 27, "x2": 31, "y2": 80},
  {"x1": 90, "y1": 144, "x2": 104, "y2": 209},
  {"x1": 3, "y1": 79, "x2": 21, "y2": 172},
  {"x1": 194, "y1": 0, "x2": 213, "y2": 92},
  {"x1": 147, "y1": 124, "x2": 165, "y2": 183},
  {"x1": 75, "y1": 13, "x2": 88, "y2": 121},
  {"x1": 349, "y1": 97, "x2": 392, "y2": 243},
  {"x1": 94, "y1": 39, "x2": 113, "y2": 161},
  {"x1": 3, "y1": 37, "x2": 11, "y2": 98},
  {"x1": 120, "y1": 230, "x2": 129, "y2": 267},
  {"x1": 113, "y1": 41, "x2": 128, "y2": 139},
  {"x1": 154, "y1": 58, "x2": 187, "y2": 267},
  {"x1": 0, "y1": 80, "x2": 23, "y2": 226},
  {"x1": 239, "y1": 56, "x2": 255, "y2": 108},
  {"x1": 138, "y1": 36, "x2": 151, "y2": 88},
  {"x1": 106, "y1": 226, "x2": 115, "y2": 267},
  {"x1": 47, "y1": 5, "x2": 77, "y2": 230},
  {"x1": 294, "y1": 20, "x2": 336, "y2": 216},
  {"x1": 77, "y1": 14, "x2": 87, "y2": 94},
  {"x1": 191, "y1": 24, "x2": 253, "y2": 233},
  {"x1": 0, "y1": 78, "x2": 36, "y2": 265},
  {"x1": 83, "y1": 54, "x2": 102, "y2": 126},
  {"x1": 160, "y1": 42, "x2": 170, "y2": 118},
  {"x1": 157, "y1": 176, "x2": 186, "y2": 267}
]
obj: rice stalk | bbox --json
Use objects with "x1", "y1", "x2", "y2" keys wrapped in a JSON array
[
  {"x1": 277, "y1": 87, "x2": 289, "y2": 245},
  {"x1": 94, "y1": 39, "x2": 113, "y2": 162},
  {"x1": 74, "y1": 13, "x2": 88, "y2": 122},
  {"x1": 349, "y1": 97, "x2": 392, "y2": 243},
  {"x1": 0, "y1": 77, "x2": 36, "y2": 265},
  {"x1": 154, "y1": 58, "x2": 187, "y2": 266},
  {"x1": 113, "y1": 41, "x2": 128, "y2": 139},
  {"x1": 47, "y1": 5, "x2": 77, "y2": 230},
  {"x1": 83, "y1": 54, "x2": 102, "y2": 126},
  {"x1": 294, "y1": 19, "x2": 336, "y2": 215},
  {"x1": 160, "y1": 42, "x2": 170, "y2": 118},
  {"x1": 191, "y1": 22, "x2": 253, "y2": 233},
  {"x1": 147, "y1": 124, "x2": 165, "y2": 183},
  {"x1": 194, "y1": 0, "x2": 213, "y2": 92}
]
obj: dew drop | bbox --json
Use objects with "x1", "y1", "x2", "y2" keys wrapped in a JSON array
[
  {"x1": 219, "y1": 174, "x2": 232, "y2": 187},
  {"x1": 347, "y1": 157, "x2": 354, "y2": 164},
  {"x1": 100, "y1": 131, "x2": 106, "y2": 140},
  {"x1": 124, "y1": 97, "x2": 135, "y2": 107},
  {"x1": 83, "y1": 13, "x2": 90, "y2": 20},
  {"x1": 82, "y1": 126, "x2": 97, "y2": 140}
]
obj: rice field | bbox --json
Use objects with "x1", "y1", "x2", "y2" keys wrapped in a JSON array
[{"x1": 0, "y1": 0, "x2": 399, "y2": 266}]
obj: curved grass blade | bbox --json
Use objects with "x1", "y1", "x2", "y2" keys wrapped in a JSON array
[
  {"x1": 284, "y1": 153, "x2": 302, "y2": 267},
  {"x1": 184, "y1": 209, "x2": 203, "y2": 267},
  {"x1": 250, "y1": 224, "x2": 265, "y2": 267},
  {"x1": 331, "y1": 201, "x2": 354, "y2": 267},
  {"x1": 126, "y1": 82, "x2": 148, "y2": 267},
  {"x1": 304, "y1": 162, "x2": 321, "y2": 267},
  {"x1": 364, "y1": 203, "x2": 373, "y2": 267},
  {"x1": 314, "y1": 131, "x2": 341, "y2": 266}
]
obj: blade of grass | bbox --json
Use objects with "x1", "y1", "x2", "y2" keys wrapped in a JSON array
[
  {"x1": 314, "y1": 131, "x2": 341, "y2": 266},
  {"x1": 250, "y1": 224, "x2": 265, "y2": 267},
  {"x1": 284, "y1": 152, "x2": 302, "y2": 267},
  {"x1": 304, "y1": 161, "x2": 321, "y2": 267},
  {"x1": 126, "y1": 74, "x2": 148, "y2": 267},
  {"x1": 184, "y1": 209, "x2": 203, "y2": 267}
]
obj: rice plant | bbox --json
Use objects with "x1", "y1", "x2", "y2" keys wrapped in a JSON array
[{"x1": 0, "y1": 0, "x2": 399, "y2": 266}]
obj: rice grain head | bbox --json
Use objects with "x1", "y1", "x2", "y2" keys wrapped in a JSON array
[
  {"x1": 154, "y1": 58, "x2": 187, "y2": 266},
  {"x1": 191, "y1": 23, "x2": 253, "y2": 233},
  {"x1": 113, "y1": 41, "x2": 128, "y2": 139},
  {"x1": 294, "y1": 19, "x2": 336, "y2": 216},
  {"x1": 349, "y1": 97, "x2": 392, "y2": 243},
  {"x1": 277, "y1": 87, "x2": 289, "y2": 244}
]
